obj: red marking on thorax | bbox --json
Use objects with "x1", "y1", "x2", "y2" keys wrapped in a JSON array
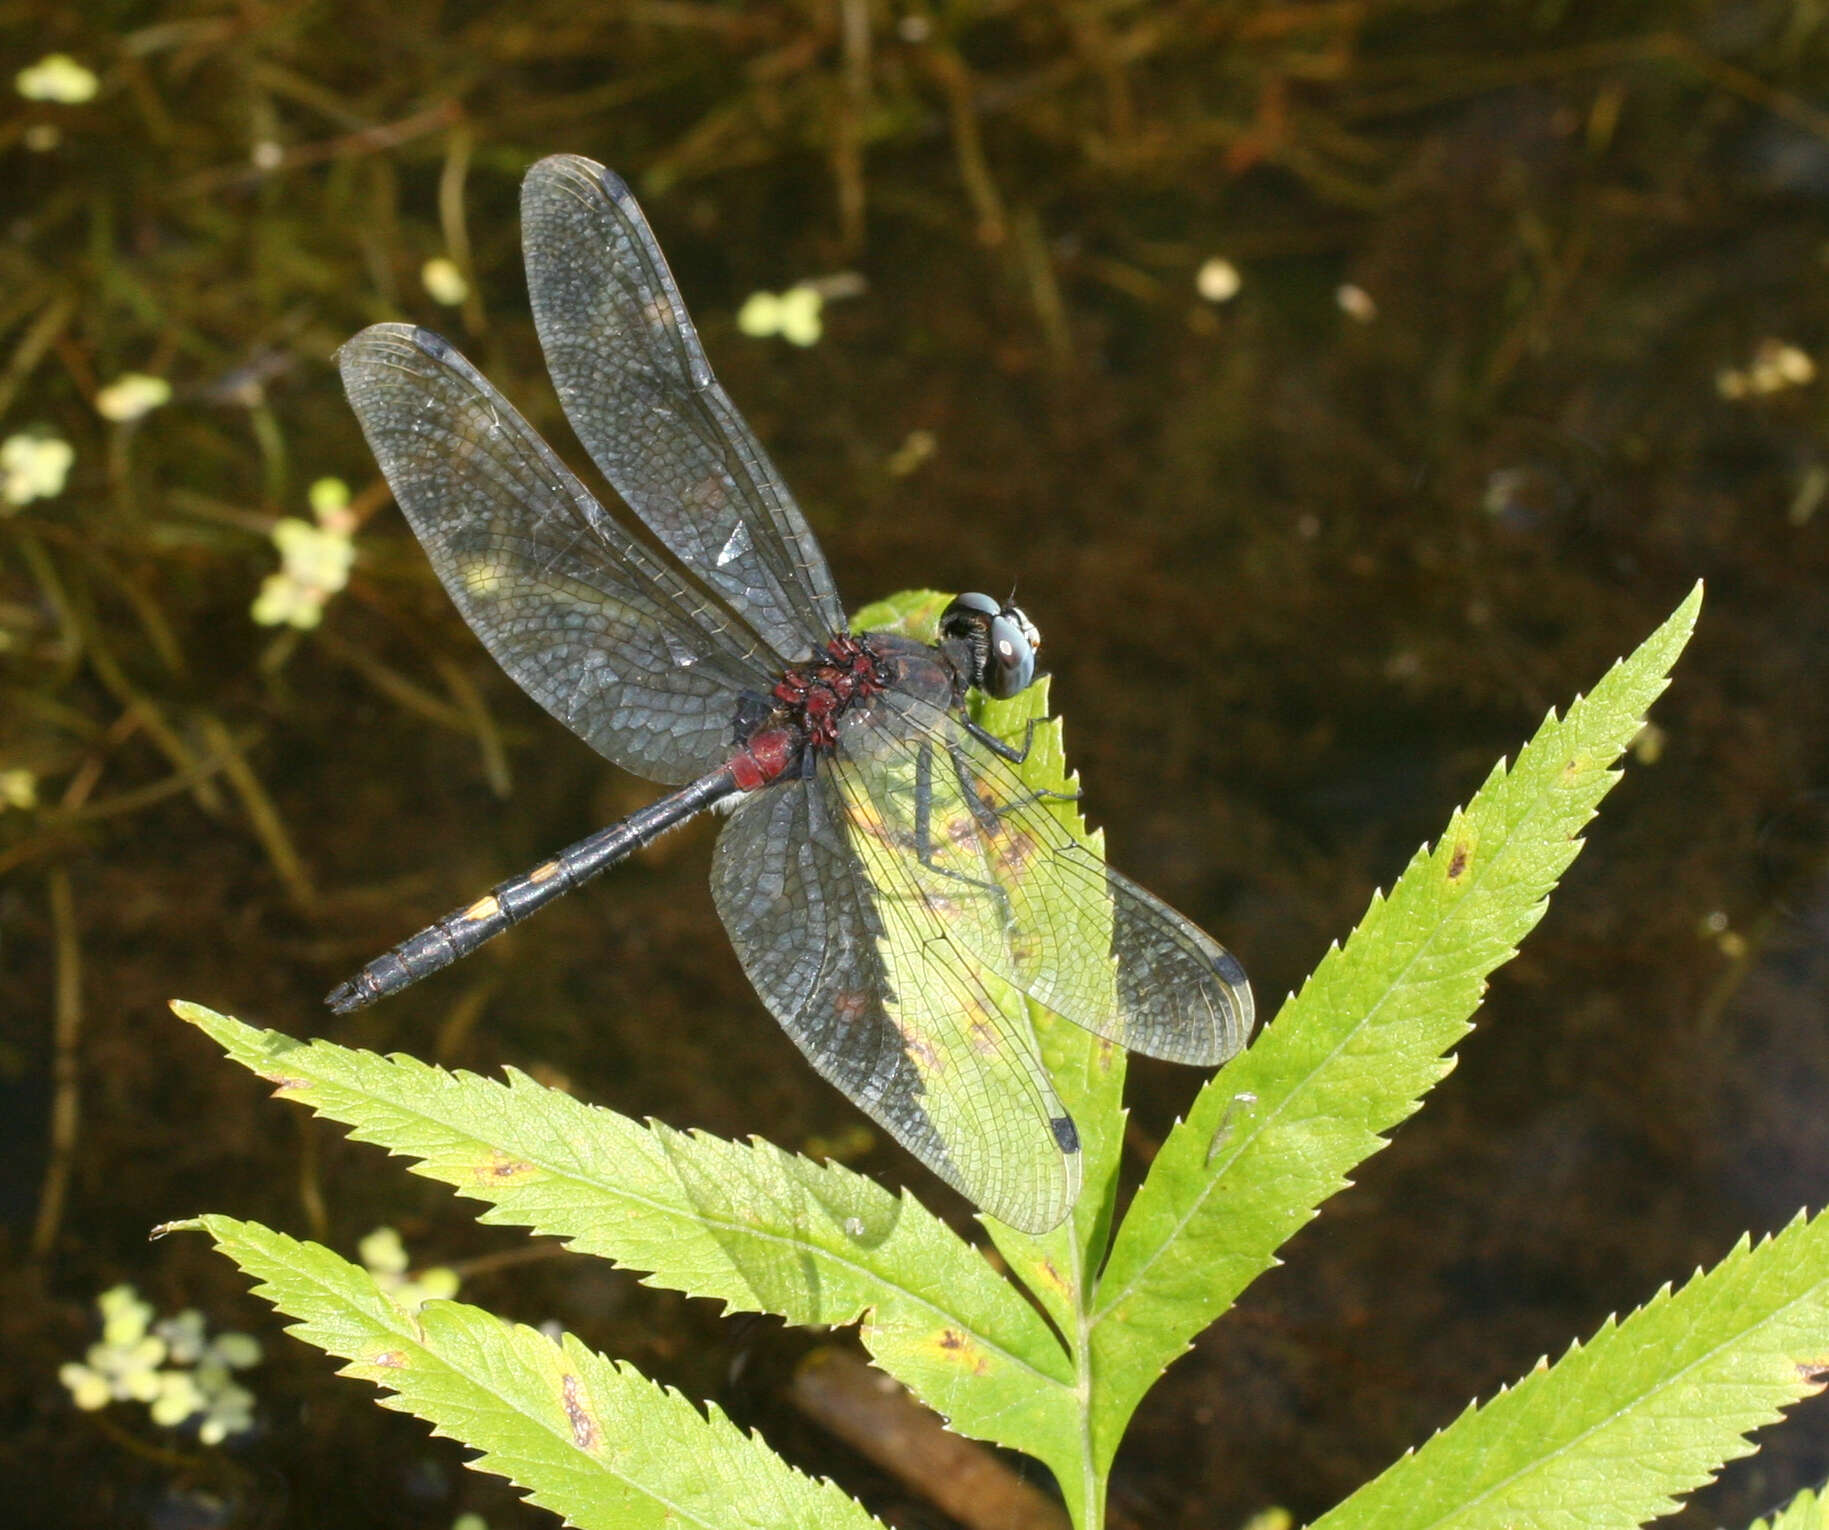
[
  {"x1": 729, "y1": 728, "x2": 796, "y2": 791},
  {"x1": 728, "y1": 636, "x2": 890, "y2": 793}
]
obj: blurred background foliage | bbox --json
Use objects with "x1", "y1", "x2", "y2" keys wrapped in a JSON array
[{"x1": 4, "y1": 1, "x2": 1829, "y2": 1527}]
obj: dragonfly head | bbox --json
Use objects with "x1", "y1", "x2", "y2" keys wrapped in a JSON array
[{"x1": 941, "y1": 592, "x2": 1041, "y2": 700}]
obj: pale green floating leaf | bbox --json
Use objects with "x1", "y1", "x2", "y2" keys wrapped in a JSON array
[
  {"x1": 16, "y1": 53, "x2": 98, "y2": 103},
  {"x1": 358, "y1": 1226, "x2": 410, "y2": 1275},
  {"x1": 95, "y1": 372, "x2": 172, "y2": 422},
  {"x1": 737, "y1": 286, "x2": 823, "y2": 345},
  {"x1": 1, "y1": 432, "x2": 73, "y2": 505},
  {"x1": 0, "y1": 768, "x2": 37, "y2": 809},
  {"x1": 422, "y1": 257, "x2": 470, "y2": 306}
]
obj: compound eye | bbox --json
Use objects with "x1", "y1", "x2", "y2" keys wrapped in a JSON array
[
  {"x1": 983, "y1": 611, "x2": 1037, "y2": 698},
  {"x1": 940, "y1": 592, "x2": 1000, "y2": 636}
]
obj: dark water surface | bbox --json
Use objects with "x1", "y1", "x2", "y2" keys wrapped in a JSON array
[{"x1": 5, "y1": 4, "x2": 1829, "y2": 1527}]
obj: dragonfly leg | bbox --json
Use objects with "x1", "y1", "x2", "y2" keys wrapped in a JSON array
[
  {"x1": 959, "y1": 713, "x2": 1034, "y2": 762},
  {"x1": 910, "y1": 741, "x2": 1019, "y2": 931},
  {"x1": 957, "y1": 714, "x2": 1081, "y2": 803}
]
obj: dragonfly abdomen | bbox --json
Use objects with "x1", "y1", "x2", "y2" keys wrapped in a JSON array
[{"x1": 326, "y1": 766, "x2": 739, "y2": 1012}]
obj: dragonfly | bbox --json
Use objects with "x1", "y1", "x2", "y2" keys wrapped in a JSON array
[{"x1": 328, "y1": 154, "x2": 1254, "y2": 1233}]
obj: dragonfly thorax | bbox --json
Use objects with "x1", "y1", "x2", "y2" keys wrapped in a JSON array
[{"x1": 768, "y1": 634, "x2": 893, "y2": 753}]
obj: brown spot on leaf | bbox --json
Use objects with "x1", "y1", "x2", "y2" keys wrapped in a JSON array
[
  {"x1": 1447, "y1": 842, "x2": 1470, "y2": 880},
  {"x1": 562, "y1": 1372, "x2": 599, "y2": 1451},
  {"x1": 933, "y1": 1328, "x2": 989, "y2": 1374},
  {"x1": 479, "y1": 1151, "x2": 537, "y2": 1185},
  {"x1": 371, "y1": 1350, "x2": 408, "y2": 1369}
]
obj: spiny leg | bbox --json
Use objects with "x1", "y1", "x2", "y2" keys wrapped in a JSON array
[
  {"x1": 957, "y1": 714, "x2": 1081, "y2": 804},
  {"x1": 910, "y1": 741, "x2": 1020, "y2": 933}
]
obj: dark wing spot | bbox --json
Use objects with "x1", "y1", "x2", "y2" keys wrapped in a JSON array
[{"x1": 1212, "y1": 950, "x2": 1249, "y2": 987}]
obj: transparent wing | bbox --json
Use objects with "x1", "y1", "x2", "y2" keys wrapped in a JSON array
[
  {"x1": 522, "y1": 155, "x2": 845, "y2": 663},
  {"x1": 840, "y1": 690, "x2": 1255, "y2": 1066},
  {"x1": 710, "y1": 775, "x2": 1081, "y2": 1235},
  {"x1": 339, "y1": 324, "x2": 778, "y2": 785}
]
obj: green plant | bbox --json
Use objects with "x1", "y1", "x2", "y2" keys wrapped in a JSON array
[{"x1": 165, "y1": 581, "x2": 1829, "y2": 1530}]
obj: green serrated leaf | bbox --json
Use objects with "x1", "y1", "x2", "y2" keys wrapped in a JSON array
[
  {"x1": 172, "y1": 1002, "x2": 1078, "y2": 1464},
  {"x1": 193, "y1": 1216, "x2": 883, "y2": 1530},
  {"x1": 1088, "y1": 584, "x2": 1704, "y2": 1470},
  {"x1": 851, "y1": 587, "x2": 951, "y2": 638},
  {"x1": 1317, "y1": 1210, "x2": 1829, "y2": 1530}
]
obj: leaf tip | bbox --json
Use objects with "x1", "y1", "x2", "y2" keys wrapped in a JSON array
[
  {"x1": 169, "y1": 998, "x2": 222, "y2": 1026},
  {"x1": 1647, "y1": 581, "x2": 1705, "y2": 659}
]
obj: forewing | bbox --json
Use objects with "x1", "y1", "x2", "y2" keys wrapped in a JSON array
[
  {"x1": 339, "y1": 324, "x2": 776, "y2": 784},
  {"x1": 710, "y1": 776, "x2": 1080, "y2": 1235},
  {"x1": 844, "y1": 690, "x2": 1255, "y2": 1066},
  {"x1": 522, "y1": 155, "x2": 845, "y2": 663}
]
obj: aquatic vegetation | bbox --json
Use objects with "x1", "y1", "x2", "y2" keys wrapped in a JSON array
[
  {"x1": 59, "y1": 1284, "x2": 262, "y2": 1447},
  {"x1": 15, "y1": 54, "x2": 98, "y2": 104},
  {"x1": 94, "y1": 374, "x2": 172, "y2": 423},
  {"x1": 421, "y1": 257, "x2": 470, "y2": 307},
  {"x1": 1, "y1": 433, "x2": 73, "y2": 507},
  {"x1": 251, "y1": 477, "x2": 357, "y2": 629},
  {"x1": 357, "y1": 1226, "x2": 461, "y2": 1312},
  {"x1": 737, "y1": 285, "x2": 826, "y2": 347}
]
